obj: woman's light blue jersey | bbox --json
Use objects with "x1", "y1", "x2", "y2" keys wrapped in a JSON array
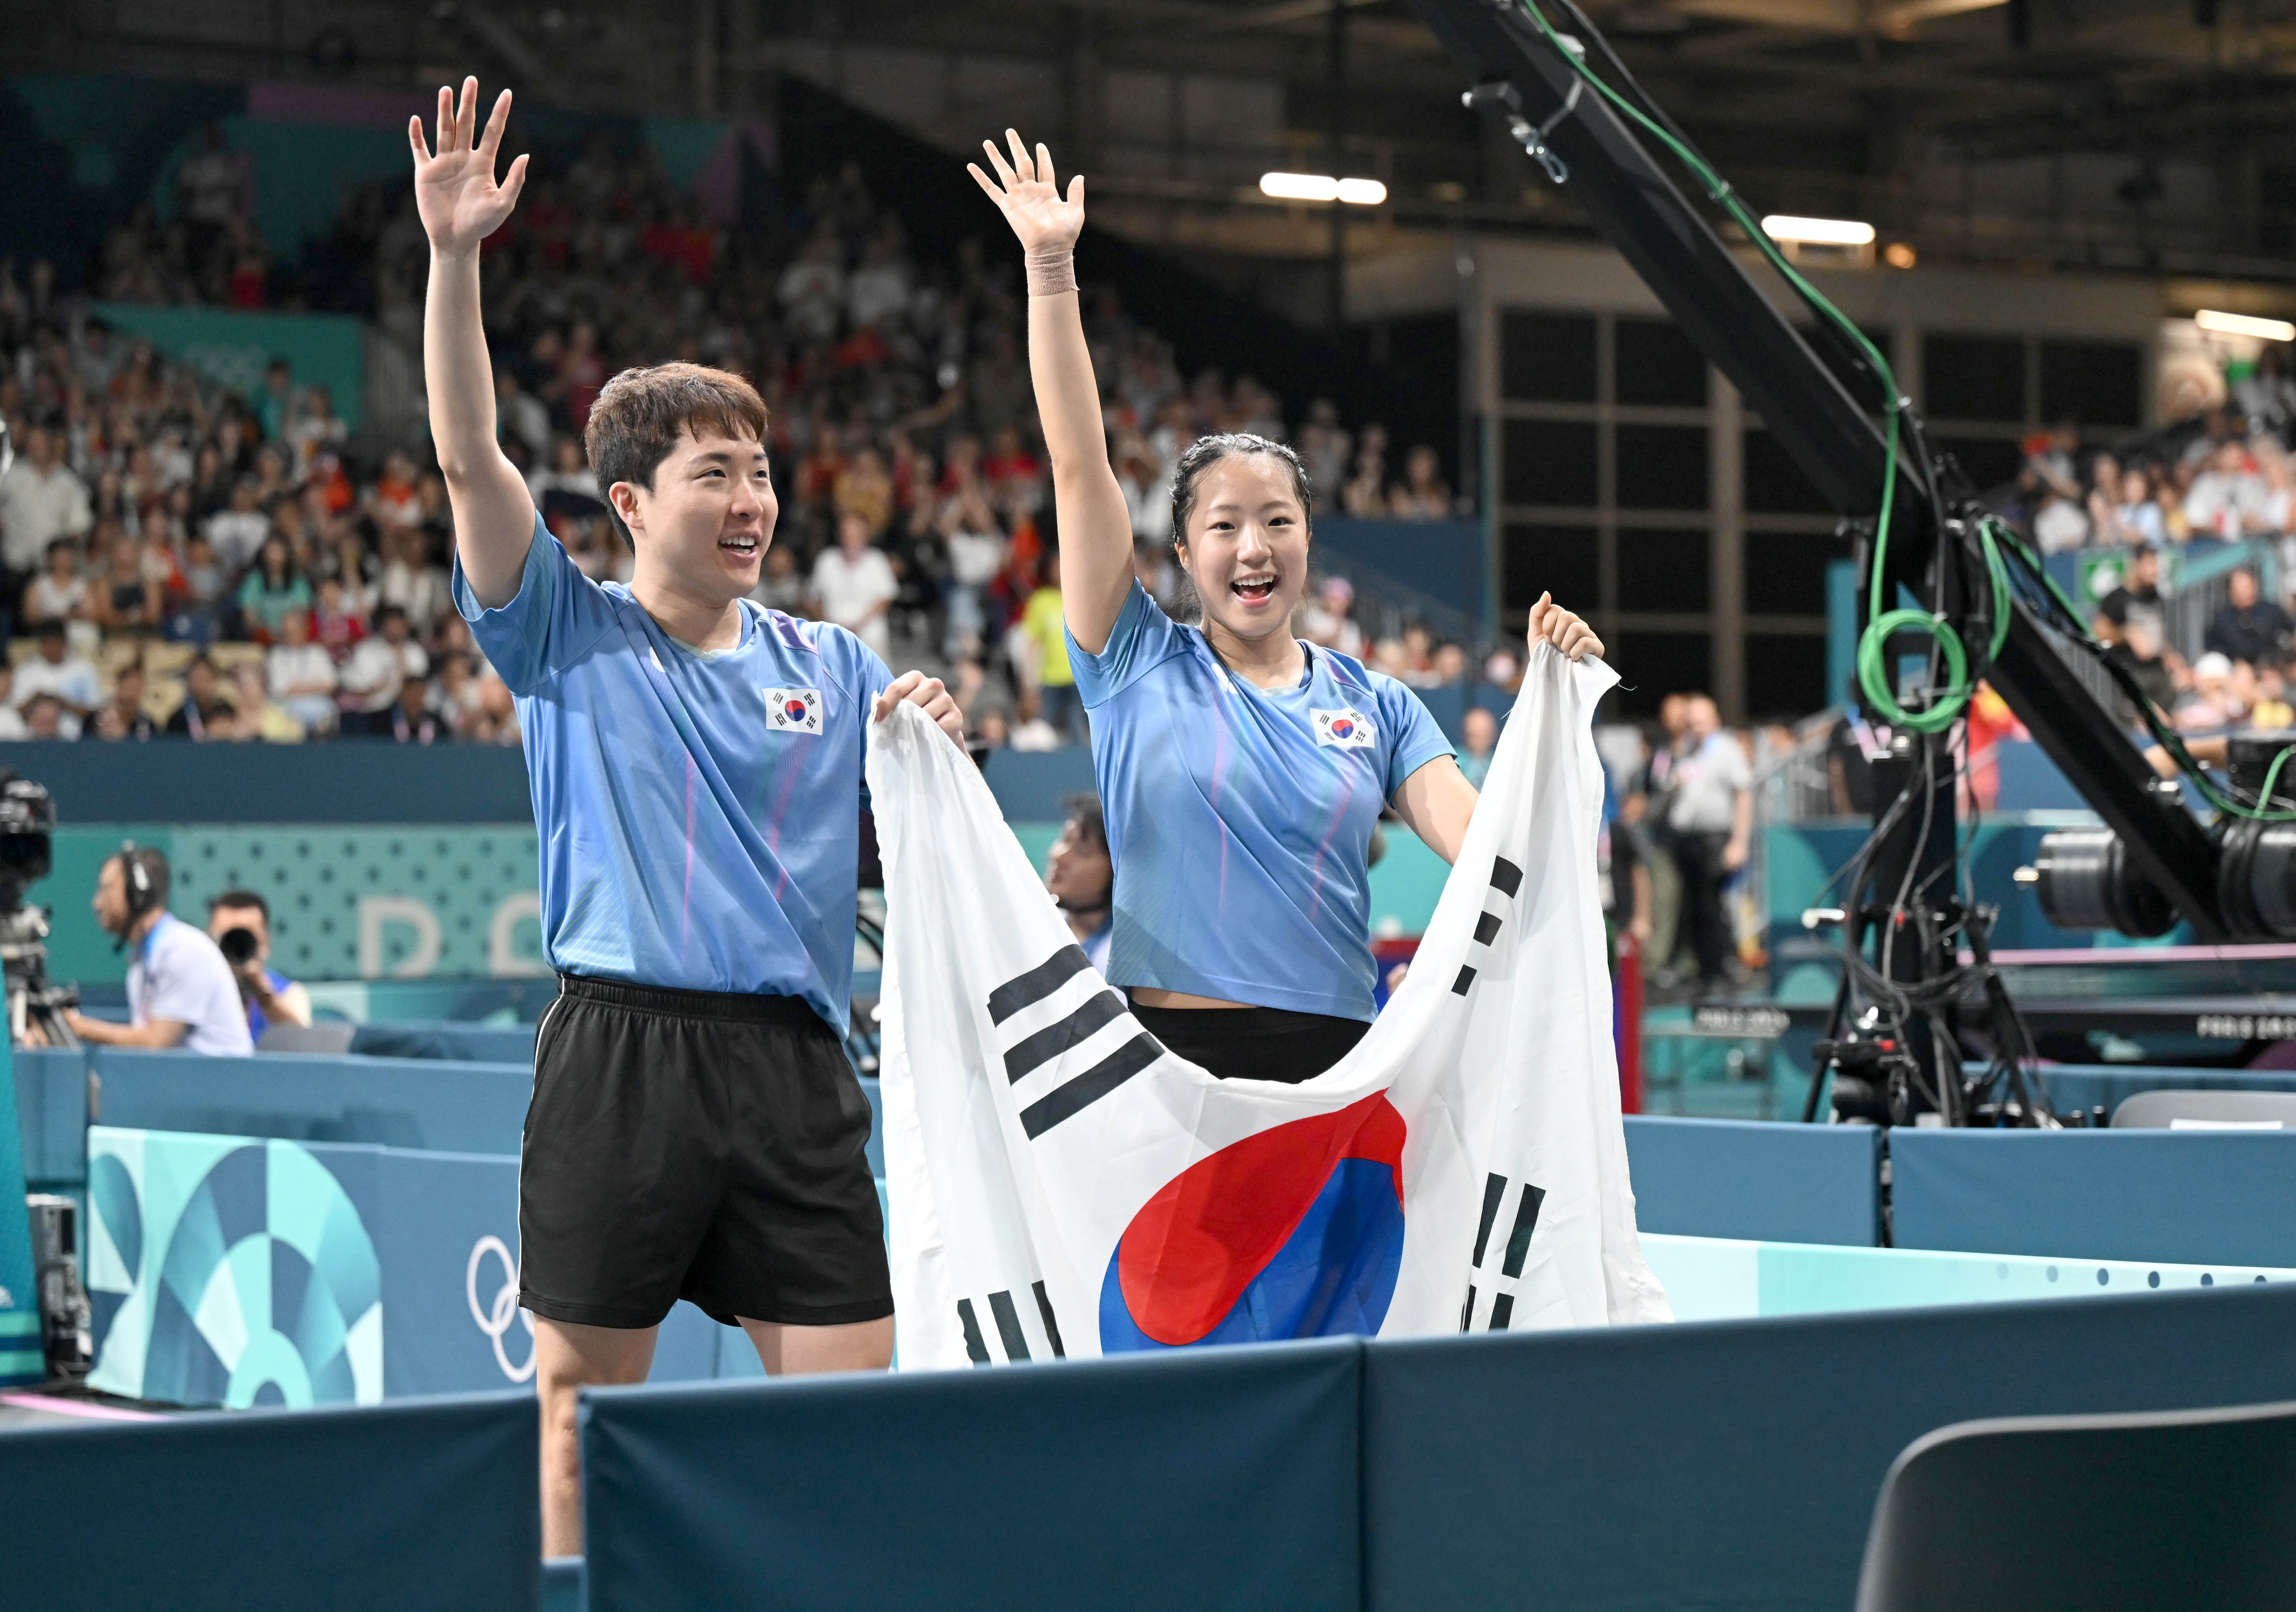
[
  {"x1": 455, "y1": 516, "x2": 891, "y2": 1032},
  {"x1": 1068, "y1": 581, "x2": 1453, "y2": 1022}
]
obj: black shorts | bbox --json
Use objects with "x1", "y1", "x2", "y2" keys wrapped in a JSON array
[
  {"x1": 1128, "y1": 999, "x2": 1371, "y2": 1085},
  {"x1": 519, "y1": 974, "x2": 891, "y2": 1331}
]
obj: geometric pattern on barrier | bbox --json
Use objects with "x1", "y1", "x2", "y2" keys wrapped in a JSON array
[
  {"x1": 86, "y1": 1127, "x2": 382, "y2": 1407},
  {"x1": 169, "y1": 826, "x2": 543, "y2": 982}
]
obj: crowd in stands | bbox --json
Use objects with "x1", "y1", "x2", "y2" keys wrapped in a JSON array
[
  {"x1": 0, "y1": 133, "x2": 1494, "y2": 751},
  {"x1": 1996, "y1": 369, "x2": 2296, "y2": 743}
]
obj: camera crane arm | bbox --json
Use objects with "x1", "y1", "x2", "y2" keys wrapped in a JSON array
[{"x1": 1401, "y1": 0, "x2": 2231, "y2": 939}]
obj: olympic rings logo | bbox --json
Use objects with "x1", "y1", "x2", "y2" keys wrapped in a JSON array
[{"x1": 467, "y1": 1235, "x2": 536, "y2": 1383}]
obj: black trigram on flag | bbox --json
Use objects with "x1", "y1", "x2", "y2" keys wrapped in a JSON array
[
  {"x1": 1452, "y1": 856, "x2": 1523, "y2": 996},
  {"x1": 956, "y1": 1283, "x2": 1066, "y2": 1365},
  {"x1": 1459, "y1": 1171, "x2": 1546, "y2": 1331},
  {"x1": 988, "y1": 945, "x2": 1165, "y2": 1138}
]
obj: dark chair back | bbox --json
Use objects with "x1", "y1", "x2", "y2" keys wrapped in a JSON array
[{"x1": 1856, "y1": 1399, "x2": 2296, "y2": 1611}]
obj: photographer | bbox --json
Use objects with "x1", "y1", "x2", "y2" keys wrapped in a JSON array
[
  {"x1": 49, "y1": 848, "x2": 252, "y2": 1054},
  {"x1": 206, "y1": 888, "x2": 311, "y2": 1041}
]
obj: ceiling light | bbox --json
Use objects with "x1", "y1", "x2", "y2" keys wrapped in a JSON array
[
  {"x1": 1260, "y1": 173, "x2": 1387, "y2": 206},
  {"x1": 2194, "y1": 309, "x2": 2296, "y2": 343},
  {"x1": 1882, "y1": 242, "x2": 1917, "y2": 269},
  {"x1": 1760, "y1": 215, "x2": 1876, "y2": 246}
]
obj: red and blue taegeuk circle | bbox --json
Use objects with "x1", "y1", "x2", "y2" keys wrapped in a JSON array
[
  {"x1": 1099, "y1": 1091, "x2": 1406, "y2": 1351},
  {"x1": 1330, "y1": 717, "x2": 1355, "y2": 740},
  {"x1": 784, "y1": 698, "x2": 808, "y2": 722}
]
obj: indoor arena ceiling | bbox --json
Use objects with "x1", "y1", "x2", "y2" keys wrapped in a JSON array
[{"x1": 30, "y1": 0, "x2": 2296, "y2": 278}]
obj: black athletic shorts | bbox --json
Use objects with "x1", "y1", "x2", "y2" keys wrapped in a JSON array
[
  {"x1": 1128, "y1": 999, "x2": 1371, "y2": 1085},
  {"x1": 519, "y1": 974, "x2": 891, "y2": 1331}
]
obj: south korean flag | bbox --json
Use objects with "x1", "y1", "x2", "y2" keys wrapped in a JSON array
[
  {"x1": 1312, "y1": 707, "x2": 1376, "y2": 750},
  {"x1": 763, "y1": 686, "x2": 824, "y2": 733}
]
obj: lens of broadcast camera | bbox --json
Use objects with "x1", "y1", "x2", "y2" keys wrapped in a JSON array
[
  {"x1": 2030, "y1": 828, "x2": 2176, "y2": 938},
  {"x1": 219, "y1": 927, "x2": 261, "y2": 966}
]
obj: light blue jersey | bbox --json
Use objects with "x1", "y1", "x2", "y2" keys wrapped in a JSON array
[
  {"x1": 455, "y1": 515, "x2": 891, "y2": 1031},
  {"x1": 1068, "y1": 581, "x2": 1453, "y2": 1021}
]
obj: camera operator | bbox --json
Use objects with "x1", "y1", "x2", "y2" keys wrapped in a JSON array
[
  {"x1": 205, "y1": 888, "x2": 311, "y2": 1040},
  {"x1": 44, "y1": 847, "x2": 252, "y2": 1054}
]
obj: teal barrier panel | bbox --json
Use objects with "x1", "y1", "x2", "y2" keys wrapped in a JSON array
[
  {"x1": 1361, "y1": 1281, "x2": 2296, "y2": 1612},
  {"x1": 580, "y1": 1338, "x2": 1363, "y2": 1612},
  {"x1": 1642, "y1": 1233, "x2": 2296, "y2": 1323},
  {"x1": 0, "y1": 1035, "x2": 38, "y2": 1384},
  {"x1": 84, "y1": 1125, "x2": 754, "y2": 1404},
  {"x1": 92, "y1": 1047, "x2": 533, "y2": 1158},
  {"x1": 351, "y1": 1021, "x2": 540, "y2": 1064},
  {"x1": 1622, "y1": 1116, "x2": 1881, "y2": 1245},
  {"x1": 1892, "y1": 1129, "x2": 2296, "y2": 1267},
  {"x1": 0, "y1": 1390, "x2": 540, "y2": 1610},
  {"x1": 14, "y1": 1045, "x2": 86, "y2": 1185}
]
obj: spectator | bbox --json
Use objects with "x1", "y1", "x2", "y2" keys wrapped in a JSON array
[
  {"x1": 337, "y1": 604, "x2": 426, "y2": 736},
  {"x1": 2093, "y1": 543, "x2": 2182, "y2": 715},
  {"x1": 164, "y1": 655, "x2": 236, "y2": 739},
  {"x1": 496, "y1": 368, "x2": 553, "y2": 460},
  {"x1": 94, "y1": 662, "x2": 157, "y2": 740},
  {"x1": 266, "y1": 608, "x2": 338, "y2": 733},
  {"x1": 2185, "y1": 440, "x2": 2271, "y2": 540},
  {"x1": 0, "y1": 426, "x2": 93, "y2": 607},
  {"x1": 91, "y1": 531, "x2": 162, "y2": 636},
  {"x1": 386, "y1": 671, "x2": 448, "y2": 743},
  {"x1": 2031, "y1": 488, "x2": 2090, "y2": 553},
  {"x1": 2234, "y1": 345, "x2": 2296, "y2": 441},
  {"x1": 1458, "y1": 705, "x2": 1499, "y2": 788},
  {"x1": 751, "y1": 542, "x2": 806, "y2": 616},
  {"x1": 49, "y1": 847, "x2": 251, "y2": 1055},
  {"x1": 1044, "y1": 794, "x2": 1114, "y2": 974},
  {"x1": 1301, "y1": 574, "x2": 1364, "y2": 658},
  {"x1": 20, "y1": 694, "x2": 64, "y2": 740},
  {"x1": 2177, "y1": 651, "x2": 2245, "y2": 733},
  {"x1": 2205, "y1": 568, "x2": 2291, "y2": 666},
  {"x1": 1018, "y1": 549, "x2": 1081, "y2": 745},
  {"x1": 810, "y1": 511, "x2": 898, "y2": 659},
  {"x1": 235, "y1": 534, "x2": 311, "y2": 643},
  {"x1": 205, "y1": 888, "x2": 311, "y2": 1041},
  {"x1": 202, "y1": 477, "x2": 271, "y2": 576},
  {"x1": 2092, "y1": 466, "x2": 2168, "y2": 548},
  {"x1": 11, "y1": 619, "x2": 100, "y2": 737},
  {"x1": 22, "y1": 538, "x2": 90, "y2": 628},
  {"x1": 0, "y1": 667, "x2": 26, "y2": 740},
  {"x1": 1389, "y1": 445, "x2": 1452, "y2": 520},
  {"x1": 375, "y1": 525, "x2": 449, "y2": 636},
  {"x1": 1341, "y1": 425, "x2": 1390, "y2": 516},
  {"x1": 167, "y1": 531, "x2": 229, "y2": 643},
  {"x1": 226, "y1": 659, "x2": 302, "y2": 743},
  {"x1": 431, "y1": 651, "x2": 494, "y2": 741},
  {"x1": 1663, "y1": 694, "x2": 1751, "y2": 993}
]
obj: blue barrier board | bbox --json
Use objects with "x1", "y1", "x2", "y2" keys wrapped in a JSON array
[
  {"x1": 581, "y1": 1337, "x2": 1362, "y2": 1612},
  {"x1": 1892, "y1": 1128, "x2": 2296, "y2": 1267},
  {"x1": 1624, "y1": 1114, "x2": 1881, "y2": 1245},
  {"x1": 0, "y1": 1390, "x2": 540, "y2": 1610}
]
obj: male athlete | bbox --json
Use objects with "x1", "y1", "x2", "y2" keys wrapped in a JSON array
[{"x1": 412, "y1": 79, "x2": 962, "y2": 1554}]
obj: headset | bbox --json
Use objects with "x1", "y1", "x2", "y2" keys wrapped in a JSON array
[{"x1": 114, "y1": 840, "x2": 161, "y2": 954}]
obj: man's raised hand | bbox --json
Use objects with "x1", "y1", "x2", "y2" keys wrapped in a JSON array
[
  {"x1": 410, "y1": 78, "x2": 530, "y2": 257},
  {"x1": 968, "y1": 131, "x2": 1084, "y2": 257}
]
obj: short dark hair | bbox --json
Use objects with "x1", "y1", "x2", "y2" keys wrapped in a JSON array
[
  {"x1": 583, "y1": 363, "x2": 769, "y2": 541},
  {"x1": 1170, "y1": 433, "x2": 1313, "y2": 549},
  {"x1": 110, "y1": 845, "x2": 170, "y2": 911},
  {"x1": 208, "y1": 888, "x2": 269, "y2": 920},
  {"x1": 34, "y1": 619, "x2": 64, "y2": 640},
  {"x1": 1060, "y1": 793, "x2": 1107, "y2": 856}
]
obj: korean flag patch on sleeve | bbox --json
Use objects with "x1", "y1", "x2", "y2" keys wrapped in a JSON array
[
  {"x1": 763, "y1": 687, "x2": 824, "y2": 733},
  {"x1": 1312, "y1": 707, "x2": 1376, "y2": 749}
]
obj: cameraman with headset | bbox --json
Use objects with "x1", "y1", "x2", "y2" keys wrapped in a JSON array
[
  {"x1": 44, "y1": 846, "x2": 253, "y2": 1055},
  {"x1": 205, "y1": 888, "x2": 311, "y2": 1041}
]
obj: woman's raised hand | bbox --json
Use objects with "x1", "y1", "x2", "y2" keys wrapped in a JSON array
[
  {"x1": 410, "y1": 77, "x2": 530, "y2": 257},
  {"x1": 968, "y1": 131, "x2": 1084, "y2": 256}
]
